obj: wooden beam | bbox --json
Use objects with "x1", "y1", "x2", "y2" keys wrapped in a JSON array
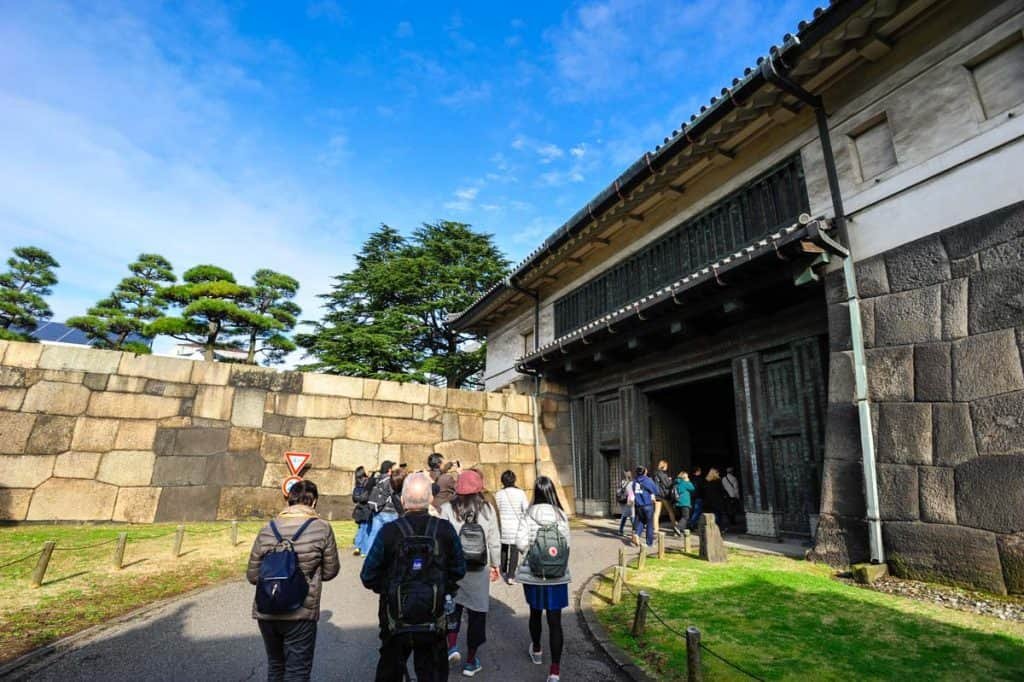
[
  {"x1": 627, "y1": 213, "x2": 644, "y2": 222},
  {"x1": 668, "y1": 184, "x2": 686, "y2": 195}
]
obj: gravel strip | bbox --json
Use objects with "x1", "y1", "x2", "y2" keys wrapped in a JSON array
[{"x1": 839, "y1": 575, "x2": 1024, "y2": 622}]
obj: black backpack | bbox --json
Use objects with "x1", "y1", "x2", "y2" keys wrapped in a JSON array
[
  {"x1": 527, "y1": 514, "x2": 570, "y2": 580},
  {"x1": 458, "y1": 510, "x2": 488, "y2": 572},
  {"x1": 255, "y1": 518, "x2": 316, "y2": 614},
  {"x1": 368, "y1": 476, "x2": 393, "y2": 513},
  {"x1": 615, "y1": 480, "x2": 629, "y2": 504},
  {"x1": 386, "y1": 517, "x2": 446, "y2": 635},
  {"x1": 352, "y1": 482, "x2": 372, "y2": 523}
]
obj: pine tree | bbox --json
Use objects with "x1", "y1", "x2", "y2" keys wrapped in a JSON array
[
  {"x1": 0, "y1": 246, "x2": 60, "y2": 341},
  {"x1": 242, "y1": 269, "x2": 301, "y2": 365},
  {"x1": 67, "y1": 254, "x2": 175, "y2": 353}
]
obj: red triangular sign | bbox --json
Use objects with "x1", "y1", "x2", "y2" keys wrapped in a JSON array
[{"x1": 284, "y1": 451, "x2": 311, "y2": 476}]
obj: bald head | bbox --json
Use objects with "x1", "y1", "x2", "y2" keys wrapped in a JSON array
[{"x1": 401, "y1": 471, "x2": 433, "y2": 511}]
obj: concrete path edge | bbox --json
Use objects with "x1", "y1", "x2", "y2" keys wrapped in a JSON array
[{"x1": 576, "y1": 567, "x2": 654, "y2": 682}]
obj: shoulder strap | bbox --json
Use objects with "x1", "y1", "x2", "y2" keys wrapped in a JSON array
[
  {"x1": 269, "y1": 520, "x2": 283, "y2": 543},
  {"x1": 290, "y1": 517, "x2": 317, "y2": 543},
  {"x1": 396, "y1": 517, "x2": 413, "y2": 538}
]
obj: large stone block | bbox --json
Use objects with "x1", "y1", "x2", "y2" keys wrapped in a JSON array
[
  {"x1": 483, "y1": 419, "x2": 500, "y2": 443},
  {"x1": 913, "y1": 343, "x2": 951, "y2": 402},
  {"x1": 0, "y1": 366, "x2": 27, "y2": 387},
  {"x1": 152, "y1": 456, "x2": 209, "y2": 486},
  {"x1": 0, "y1": 387, "x2": 23, "y2": 411},
  {"x1": 154, "y1": 485, "x2": 222, "y2": 522},
  {"x1": 941, "y1": 278, "x2": 968, "y2": 340},
  {"x1": 918, "y1": 466, "x2": 956, "y2": 524},
  {"x1": 932, "y1": 403, "x2": 977, "y2": 466},
  {"x1": 509, "y1": 443, "x2": 535, "y2": 463},
  {"x1": 441, "y1": 412, "x2": 460, "y2": 440},
  {"x1": 262, "y1": 463, "x2": 291, "y2": 488},
  {"x1": 71, "y1": 417, "x2": 119, "y2": 451},
  {"x1": 301, "y1": 372, "x2": 363, "y2": 398},
  {"x1": 951, "y1": 330, "x2": 1024, "y2": 401},
  {"x1": 205, "y1": 451, "x2": 266, "y2": 486},
  {"x1": 0, "y1": 411, "x2": 36, "y2": 453},
  {"x1": 828, "y1": 351, "x2": 855, "y2": 404},
  {"x1": 192, "y1": 385, "x2": 234, "y2": 421},
  {"x1": 97, "y1": 450, "x2": 155, "y2": 486},
  {"x1": 824, "y1": 405, "x2": 864, "y2": 461},
  {"x1": 26, "y1": 415, "x2": 75, "y2": 454},
  {"x1": 941, "y1": 199, "x2": 1024, "y2": 259},
  {"x1": 809, "y1": 513, "x2": 870, "y2": 567},
  {"x1": 4, "y1": 342, "x2": 43, "y2": 368},
  {"x1": 819, "y1": 459, "x2": 865, "y2": 517},
  {"x1": 26, "y1": 478, "x2": 117, "y2": 520},
  {"x1": 168, "y1": 427, "x2": 230, "y2": 456},
  {"x1": 229, "y1": 366, "x2": 303, "y2": 392},
  {"x1": 38, "y1": 345, "x2": 122, "y2": 373},
  {"x1": 374, "y1": 381, "x2": 429, "y2": 404},
  {"x1": 459, "y1": 414, "x2": 483, "y2": 442},
  {"x1": 435, "y1": 440, "x2": 479, "y2": 463},
  {"x1": 22, "y1": 381, "x2": 90, "y2": 415},
  {"x1": 260, "y1": 433, "x2": 291, "y2": 463},
  {"x1": 873, "y1": 286, "x2": 941, "y2": 346},
  {"x1": 112, "y1": 487, "x2": 161, "y2": 523},
  {"x1": 0, "y1": 488, "x2": 32, "y2": 520},
  {"x1": 118, "y1": 353, "x2": 192, "y2": 383},
  {"x1": 876, "y1": 403, "x2": 931, "y2": 464},
  {"x1": 428, "y1": 386, "x2": 448, "y2": 408},
  {"x1": 218, "y1": 487, "x2": 284, "y2": 519},
  {"x1": 351, "y1": 399, "x2": 413, "y2": 419},
  {"x1": 276, "y1": 393, "x2": 351, "y2": 419},
  {"x1": 971, "y1": 389, "x2": 1024, "y2": 455},
  {"x1": 828, "y1": 303, "x2": 852, "y2": 352},
  {"x1": 309, "y1": 468, "x2": 354, "y2": 496},
  {"x1": 884, "y1": 234, "x2": 950, "y2": 292},
  {"x1": 115, "y1": 421, "x2": 157, "y2": 450},
  {"x1": 381, "y1": 418, "x2": 441, "y2": 445},
  {"x1": 498, "y1": 415, "x2": 519, "y2": 444},
  {"x1": 88, "y1": 392, "x2": 181, "y2": 419},
  {"x1": 54, "y1": 451, "x2": 102, "y2": 478},
  {"x1": 289, "y1": 437, "x2": 332, "y2": 469},
  {"x1": 401, "y1": 443, "x2": 433, "y2": 464},
  {"x1": 883, "y1": 521, "x2": 1006, "y2": 594},
  {"x1": 263, "y1": 414, "x2": 306, "y2": 437},
  {"x1": 226, "y1": 427, "x2": 261, "y2": 452},
  {"x1": 303, "y1": 418, "x2": 347, "y2": 439},
  {"x1": 331, "y1": 438, "x2": 379, "y2": 470},
  {"x1": 998, "y1": 534, "x2": 1024, "y2": 594},
  {"x1": 856, "y1": 254, "x2": 890, "y2": 298},
  {"x1": 191, "y1": 361, "x2": 230, "y2": 385},
  {"x1": 955, "y1": 455, "x2": 1024, "y2": 534},
  {"x1": 865, "y1": 346, "x2": 914, "y2": 402},
  {"x1": 877, "y1": 463, "x2": 918, "y2": 521},
  {"x1": 347, "y1": 415, "x2": 383, "y2": 442},
  {"x1": 968, "y1": 264, "x2": 1024, "y2": 335},
  {"x1": 479, "y1": 443, "x2": 509, "y2": 463},
  {"x1": 229, "y1": 388, "x2": 264, "y2": 428},
  {"x1": 0, "y1": 454, "x2": 55, "y2": 487},
  {"x1": 448, "y1": 389, "x2": 486, "y2": 412}
]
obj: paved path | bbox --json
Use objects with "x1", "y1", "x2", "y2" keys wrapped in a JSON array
[{"x1": 13, "y1": 527, "x2": 629, "y2": 682}]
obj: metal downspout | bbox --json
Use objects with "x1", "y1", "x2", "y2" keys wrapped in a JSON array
[
  {"x1": 506, "y1": 277, "x2": 544, "y2": 481},
  {"x1": 761, "y1": 55, "x2": 884, "y2": 564}
]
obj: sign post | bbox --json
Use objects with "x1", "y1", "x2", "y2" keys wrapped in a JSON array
[{"x1": 281, "y1": 451, "x2": 311, "y2": 497}]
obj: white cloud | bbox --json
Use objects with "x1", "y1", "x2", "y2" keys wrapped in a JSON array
[
  {"x1": 444, "y1": 186, "x2": 481, "y2": 211},
  {"x1": 536, "y1": 143, "x2": 564, "y2": 163},
  {"x1": 438, "y1": 82, "x2": 492, "y2": 109},
  {"x1": 570, "y1": 143, "x2": 587, "y2": 158}
]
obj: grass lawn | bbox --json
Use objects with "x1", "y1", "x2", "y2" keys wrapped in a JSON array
[
  {"x1": 591, "y1": 549, "x2": 1024, "y2": 681},
  {"x1": 0, "y1": 520, "x2": 356, "y2": 663}
]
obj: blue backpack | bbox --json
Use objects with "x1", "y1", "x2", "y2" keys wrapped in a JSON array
[{"x1": 256, "y1": 518, "x2": 316, "y2": 614}]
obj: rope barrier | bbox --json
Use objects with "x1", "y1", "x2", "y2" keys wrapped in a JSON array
[
  {"x1": 621, "y1": 576, "x2": 765, "y2": 681},
  {"x1": 52, "y1": 538, "x2": 119, "y2": 551},
  {"x1": 184, "y1": 525, "x2": 232, "y2": 535},
  {"x1": 129, "y1": 529, "x2": 179, "y2": 541},
  {"x1": 0, "y1": 549, "x2": 43, "y2": 571}
]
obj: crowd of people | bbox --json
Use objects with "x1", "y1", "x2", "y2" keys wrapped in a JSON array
[
  {"x1": 246, "y1": 453, "x2": 571, "y2": 682},
  {"x1": 617, "y1": 459, "x2": 742, "y2": 547}
]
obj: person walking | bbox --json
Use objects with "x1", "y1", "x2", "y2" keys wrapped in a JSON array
[
  {"x1": 631, "y1": 466, "x2": 659, "y2": 548},
  {"x1": 247, "y1": 480, "x2": 340, "y2": 682},
  {"x1": 673, "y1": 471, "x2": 696, "y2": 535},
  {"x1": 616, "y1": 468, "x2": 635, "y2": 538},
  {"x1": 515, "y1": 476, "x2": 572, "y2": 682},
  {"x1": 351, "y1": 465, "x2": 373, "y2": 556},
  {"x1": 688, "y1": 466, "x2": 705, "y2": 530},
  {"x1": 438, "y1": 469, "x2": 501, "y2": 676},
  {"x1": 360, "y1": 471, "x2": 467, "y2": 682},
  {"x1": 702, "y1": 468, "x2": 728, "y2": 532},
  {"x1": 652, "y1": 459, "x2": 681, "y2": 537},
  {"x1": 363, "y1": 460, "x2": 400, "y2": 553},
  {"x1": 723, "y1": 466, "x2": 741, "y2": 527},
  {"x1": 495, "y1": 469, "x2": 529, "y2": 584}
]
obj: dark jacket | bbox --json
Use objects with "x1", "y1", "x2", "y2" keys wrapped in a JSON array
[
  {"x1": 702, "y1": 479, "x2": 727, "y2": 514},
  {"x1": 246, "y1": 505, "x2": 340, "y2": 621},
  {"x1": 653, "y1": 469, "x2": 673, "y2": 499},
  {"x1": 360, "y1": 510, "x2": 467, "y2": 632},
  {"x1": 631, "y1": 475, "x2": 659, "y2": 507}
]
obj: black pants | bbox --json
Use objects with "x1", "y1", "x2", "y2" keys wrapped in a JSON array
[
  {"x1": 448, "y1": 603, "x2": 487, "y2": 651},
  {"x1": 500, "y1": 543, "x2": 520, "y2": 578},
  {"x1": 258, "y1": 619, "x2": 317, "y2": 682},
  {"x1": 375, "y1": 631, "x2": 448, "y2": 682},
  {"x1": 529, "y1": 608, "x2": 563, "y2": 665}
]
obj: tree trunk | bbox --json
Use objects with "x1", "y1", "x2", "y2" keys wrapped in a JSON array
[
  {"x1": 247, "y1": 329, "x2": 257, "y2": 365},
  {"x1": 116, "y1": 331, "x2": 130, "y2": 350},
  {"x1": 204, "y1": 321, "x2": 218, "y2": 362}
]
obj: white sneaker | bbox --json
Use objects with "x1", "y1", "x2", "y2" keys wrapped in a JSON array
[
  {"x1": 547, "y1": 675, "x2": 560, "y2": 682},
  {"x1": 529, "y1": 646, "x2": 543, "y2": 664}
]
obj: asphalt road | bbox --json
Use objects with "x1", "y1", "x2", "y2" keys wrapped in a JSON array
[{"x1": 12, "y1": 526, "x2": 629, "y2": 681}]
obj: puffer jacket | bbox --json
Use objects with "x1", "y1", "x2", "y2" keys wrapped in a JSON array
[
  {"x1": 514, "y1": 503, "x2": 572, "y2": 585},
  {"x1": 246, "y1": 504, "x2": 340, "y2": 621},
  {"x1": 494, "y1": 486, "x2": 529, "y2": 545}
]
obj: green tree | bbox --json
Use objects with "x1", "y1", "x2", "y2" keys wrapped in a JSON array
[
  {"x1": 242, "y1": 269, "x2": 301, "y2": 365},
  {"x1": 298, "y1": 221, "x2": 508, "y2": 388},
  {"x1": 0, "y1": 246, "x2": 60, "y2": 341},
  {"x1": 148, "y1": 265, "x2": 262, "y2": 362},
  {"x1": 67, "y1": 254, "x2": 175, "y2": 353}
]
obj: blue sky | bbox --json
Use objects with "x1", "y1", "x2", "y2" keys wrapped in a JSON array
[{"x1": 0, "y1": 0, "x2": 820, "y2": 342}]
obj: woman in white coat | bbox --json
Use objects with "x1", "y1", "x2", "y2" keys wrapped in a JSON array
[
  {"x1": 494, "y1": 469, "x2": 529, "y2": 584},
  {"x1": 515, "y1": 476, "x2": 571, "y2": 682},
  {"x1": 438, "y1": 468, "x2": 501, "y2": 677}
]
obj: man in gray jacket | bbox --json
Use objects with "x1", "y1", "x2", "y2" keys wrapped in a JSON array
[{"x1": 247, "y1": 480, "x2": 340, "y2": 682}]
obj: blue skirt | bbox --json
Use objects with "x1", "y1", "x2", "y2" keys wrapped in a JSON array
[{"x1": 523, "y1": 583, "x2": 569, "y2": 611}]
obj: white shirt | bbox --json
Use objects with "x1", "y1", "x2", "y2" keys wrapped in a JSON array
[{"x1": 723, "y1": 473, "x2": 740, "y2": 499}]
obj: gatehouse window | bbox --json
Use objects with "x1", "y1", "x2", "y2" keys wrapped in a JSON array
[
  {"x1": 849, "y1": 112, "x2": 897, "y2": 182},
  {"x1": 967, "y1": 32, "x2": 1024, "y2": 120}
]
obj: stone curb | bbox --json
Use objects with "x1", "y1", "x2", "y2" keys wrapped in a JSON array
[
  {"x1": 576, "y1": 567, "x2": 654, "y2": 682},
  {"x1": 0, "y1": 579, "x2": 240, "y2": 680}
]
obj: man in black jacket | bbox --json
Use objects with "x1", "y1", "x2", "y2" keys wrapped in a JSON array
[
  {"x1": 653, "y1": 459, "x2": 682, "y2": 537},
  {"x1": 361, "y1": 471, "x2": 466, "y2": 682}
]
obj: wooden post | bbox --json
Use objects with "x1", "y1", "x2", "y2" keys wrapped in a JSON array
[
  {"x1": 112, "y1": 532, "x2": 128, "y2": 569},
  {"x1": 618, "y1": 546, "x2": 627, "y2": 569},
  {"x1": 612, "y1": 566, "x2": 625, "y2": 605},
  {"x1": 686, "y1": 626, "x2": 703, "y2": 682},
  {"x1": 328, "y1": 511, "x2": 334, "y2": 521},
  {"x1": 637, "y1": 546, "x2": 647, "y2": 571},
  {"x1": 172, "y1": 525, "x2": 185, "y2": 558},
  {"x1": 683, "y1": 529, "x2": 692, "y2": 553},
  {"x1": 657, "y1": 531, "x2": 666, "y2": 560},
  {"x1": 30, "y1": 541, "x2": 56, "y2": 589},
  {"x1": 230, "y1": 520, "x2": 238, "y2": 547},
  {"x1": 631, "y1": 591, "x2": 650, "y2": 638}
]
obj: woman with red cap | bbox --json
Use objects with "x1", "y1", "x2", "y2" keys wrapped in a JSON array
[{"x1": 438, "y1": 467, "x2": 501, "y2": 677}]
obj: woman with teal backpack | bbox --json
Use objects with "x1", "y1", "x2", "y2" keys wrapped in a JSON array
[
  {"x1": 673, "y1": 471, "x2": 696, "y2": 535},
  {"x1": 515, "y1": 476, "x2": 571, "y2": 682}
]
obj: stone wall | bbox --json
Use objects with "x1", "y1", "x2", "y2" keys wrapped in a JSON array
[
  {"x1": 816, "y1": 200, "x2": 1024, "y2": 594},
  {"x1": 0, "y1": 342, "x2": 572, "y2": 523}
]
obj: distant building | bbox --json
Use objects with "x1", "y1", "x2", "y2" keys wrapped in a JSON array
[
  {"x1": 15, "y1": 321, "x2": 152, "y2": 350},
  {"x1": 452, "y1": 0, "x2": 1024, "y2": 594},
  {"x1": 170, "y1": 343, "x2": 248, "y2": 363}
]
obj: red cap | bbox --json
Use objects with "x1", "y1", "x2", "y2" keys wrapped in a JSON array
[{"x1": 455, "y1": 469, "x2": 483, "y2": 495}]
